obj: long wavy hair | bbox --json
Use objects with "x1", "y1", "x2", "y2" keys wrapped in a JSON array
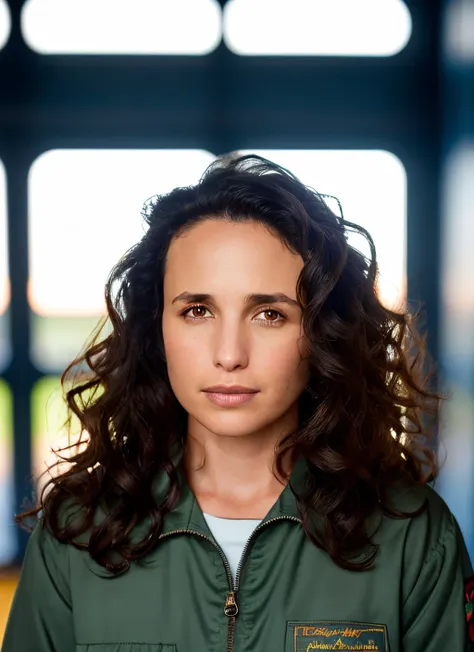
[{"x1": 17, "y1": 153, "x2": 442, "y2": 574}]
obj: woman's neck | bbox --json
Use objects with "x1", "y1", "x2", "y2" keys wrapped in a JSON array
[{"x1": 183, "y1": 426, "x2": 294, "y2": 519}]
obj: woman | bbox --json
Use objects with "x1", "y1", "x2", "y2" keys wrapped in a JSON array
[{"x1": 2, "y1": 153, "x2": 473, "y2": 652}]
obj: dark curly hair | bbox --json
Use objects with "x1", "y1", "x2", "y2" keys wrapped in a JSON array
[{"x1": 17, "y1": 152, "x2": 442, "y2": 574}]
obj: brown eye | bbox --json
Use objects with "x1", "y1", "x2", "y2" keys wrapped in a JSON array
[
  {"x1": 181, "y1": 305, "x2": 285, "y2": 326},
  {"x1": 264, "y1": 310, "x2": 279, "y2": 322},
  {"x1": 182, "y1": 305, "x2": 210, "y2": 320},
  {"x1": 190, "y1": 306, "x2": 206, "y2": 318},
  {"x1": 257, "y1": 309, "x2": 286, "y2": 326}
]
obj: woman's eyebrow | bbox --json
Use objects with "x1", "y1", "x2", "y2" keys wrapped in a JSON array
[{"x1": 172, "y1": 291, "x2": 299, "y2": 308}]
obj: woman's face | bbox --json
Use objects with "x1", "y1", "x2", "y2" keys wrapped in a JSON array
[{"x1": 162, "y1": 218, "x2": 310, "y2": 440}]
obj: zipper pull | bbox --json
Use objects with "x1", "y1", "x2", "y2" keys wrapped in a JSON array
[{"x1": 224, "y1": 590, "x2": 239, "y2": 617}]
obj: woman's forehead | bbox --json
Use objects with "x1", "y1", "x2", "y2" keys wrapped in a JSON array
[{"x1": 165, "y1": 218, "x2": 303, "y2": 283}]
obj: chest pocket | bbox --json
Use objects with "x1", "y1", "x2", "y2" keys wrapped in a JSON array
[
  {"x1": 76, "y1": 645, "x2": 177, "y2": 652},
  {"x1": 286, "y1": 621, "x2": 389, "y2": 651}
]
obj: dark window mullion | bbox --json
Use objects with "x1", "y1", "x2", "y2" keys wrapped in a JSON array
[{"x1": 4, "y1": 149, "x2": 42, "y2": 563}]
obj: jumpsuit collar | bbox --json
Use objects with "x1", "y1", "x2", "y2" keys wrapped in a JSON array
[{"x1": 157, "y1": 450, "x2": 309, "y2": 537}]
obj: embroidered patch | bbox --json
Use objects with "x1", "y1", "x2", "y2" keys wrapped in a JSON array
[
  {"x1": 286, "y1": 621, "x2": 389, "y2": 651},
  {"x1": 465, "y1": 575, "x2": 474, "y2": 642}
]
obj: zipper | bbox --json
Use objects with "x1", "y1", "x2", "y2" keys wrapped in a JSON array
[{"x1": 159, "y1": 514, "x2": 301, "y2": 652}]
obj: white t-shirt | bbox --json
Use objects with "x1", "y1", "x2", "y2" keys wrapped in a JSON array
[{"x1": 203, "y1": 512, "x2": 262, "y2": 580}]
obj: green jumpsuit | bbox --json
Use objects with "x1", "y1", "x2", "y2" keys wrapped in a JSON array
[{"x1": 2, "y1": 455, "x2": 473, "y2": 652}]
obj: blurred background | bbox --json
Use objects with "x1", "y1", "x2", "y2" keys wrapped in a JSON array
[{"x1": 0, "y1": 0, "x2": 473, "y2": 642}]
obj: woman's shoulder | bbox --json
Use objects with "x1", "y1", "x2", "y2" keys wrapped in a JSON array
[
  {"x1": 377, "y1": 478, "x2": 472, "y2": 579},
  {"x1": 22, "y1": 495, "x2": 110, "y2": 587},
  {"x1": 27, "y1": 493, "x2": 104, "y2": 557},
  {"x1": 383, "y1": 478, "x2": 460, "y2": 541},
  {"x1": 18, "y1": 513, "x2": 73, "y2": 604},
  {"x1": 374, "y1": 479, "x2": 473, "y2": 642}
]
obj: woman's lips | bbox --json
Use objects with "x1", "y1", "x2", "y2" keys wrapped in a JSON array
[{"x1": 203, "y1": 391, "x2": 259, "y2": 407}]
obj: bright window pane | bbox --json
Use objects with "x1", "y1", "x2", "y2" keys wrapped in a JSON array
[
  {"x1": 32, "y1": 376, "x2": 89, "y2": 499},
  {"x1": 240, "y1": 149, "x2": 406, "y2": 309},
  {"x1": 21, "y1": 0, "x2": 221, "y2": 55},
  {"x1": 0, "y1": 0, "x2": 10, "y2": 50},
  {"x1": 0, "y1": 380, "x2": 15, "y2": 565},
  {"x1": 438, "y1": 140, "x2": 474, "y2": 558},
  {"x1": 443, "y1": 0, "x2": 474, "y2": 64},
  {"x1": 0, "y1": 159, "x2": 10, "y2": 372},
  {"x1": 28, "y1": 149, "x2": 215, "y2": 370},
  {"x1": 224, "y1": 0, "x2": 411, "y2": 57},
  {"x1": 32, "y1": 377, "x2": 65, "y2": 488}
]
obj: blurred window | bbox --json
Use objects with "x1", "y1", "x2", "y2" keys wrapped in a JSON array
[
  {"x1": 0, "y1": 0, "x2": 10, "y2": 50},
  {"x1": 239, "y1": 149, "x2": 407, "y2": 309},
  {"x1": 21, "y1": 0, "x2": 221, "y2": 54},
  {"x1": 32, "y1": 376, "x2": 89, "y2": 497},
  {"x1": 28, "y1": 149, "x2": 215, "y2": 370},
  {"x1": 438, "y1": 141, "x2": 474, "y2": 558},
  {"x1": 0, "y1": 159, "x2": 10, "y2": 372},
  {"x1": 0, "y1": 379, "x2": 15, "y2": 565},
  {"x1": 224, "y1": 0, "x2": 412, "y2": 57},
  {"x1": 443, "y1": 0, "x2": 474, "y2": 64}
]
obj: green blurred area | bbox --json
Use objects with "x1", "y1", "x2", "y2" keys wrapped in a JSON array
[
  {"x1": 31, "y1": 313, "x2": 111, "y2": 372},
  {"x1": 31, "y1": 376, "x2": 64, "y2": 444},
  {"x1": 31, "y1": 372, "x2": 101, "y2": 481},
  {"x1": 0, "y1": 314, "x2": 109, "y2": 481},
  {"x1": 0, "y1": 379, "x2": 12, "y2": 446}
]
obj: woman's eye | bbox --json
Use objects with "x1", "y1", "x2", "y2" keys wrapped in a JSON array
[
  {"x1": 181, "y1": 305, "x2": 285, "y2": 326},
  {"x1": 257, "y1": 309, "x2": 285, "y2": 325},
  {"x1": 182, "y1": 305, "x2": 210, "y2": 320}
]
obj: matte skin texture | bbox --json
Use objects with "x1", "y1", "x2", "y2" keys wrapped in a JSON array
[{"x1": 161, "y1": 219, "x2": 310, "y2": 518}]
